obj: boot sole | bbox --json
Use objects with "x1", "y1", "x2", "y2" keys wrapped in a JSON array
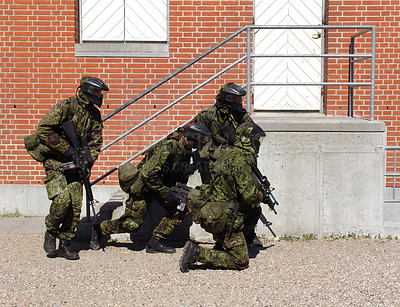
[
  {"x1": 57, "y1": 252, "x2": 80, "y2": 260},
  {"x1": 57, "y1": 249, "x2": 80, "y2": 260},
  {"x1": 46, "y1": 252, "x2": 57, "y2": 258},
  {"x1": 146, "y1": 247, "x2": 176, "y2": 254}
]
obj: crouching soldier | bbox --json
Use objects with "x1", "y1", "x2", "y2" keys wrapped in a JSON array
[
  {"x1": 179, "y1": 122, "x2": 266, "y2": 272},
  {"x1": 90, "y1": 122, "x2": 210, "y2": 253}
]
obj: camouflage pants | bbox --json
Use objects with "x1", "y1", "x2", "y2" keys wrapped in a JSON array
[
  {"x1": 197, "y1": 231, "x2": 249, "y2": 270},
  {"x1": 43, "y1": 169, "x2": 83, "y2": 241},
  {"x1": 100, "y1": 192, "x2": 186, "y2": 240}
]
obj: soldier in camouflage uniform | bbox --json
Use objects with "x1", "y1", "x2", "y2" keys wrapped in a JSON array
[
  {"x1": 89, "y1": 122, "x2": 211, "y2": 254},
  {"x1": 179, "y1": 122, "x2": 266, "y2": 272},
  {"x1": 195, "y1": 82, "x2": 253, "y2": 148},
  {"x1": 194, "y1": 83, "x2": 262, "y2": 247},
  {"x1": 38, "y1": 76, "x2": 109, "y2": 260}
]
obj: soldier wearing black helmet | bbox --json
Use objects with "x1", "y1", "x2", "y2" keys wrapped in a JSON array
[
  {"x1": 180, "y1": 122, "x2": 266, "y2": 272},
  {"x1": 195, "y1": 82, "x2": 253, "y2": 148},
  {"x1": 37, "y1": 76, "x2": 109, "y2": 260},
  {"x1": 89, "y1": 122, "x2": 211, "y2": 254},
  {"x1": 193, "y1": 83, "x2": 263, "y2": 247},
  {"x1": 194, "y1": 83, "x2": 254, "y2": 182}
]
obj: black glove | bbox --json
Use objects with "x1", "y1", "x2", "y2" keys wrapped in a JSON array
[{"x1": 166, "y1": 191, "x2": 180, "y2": 207}]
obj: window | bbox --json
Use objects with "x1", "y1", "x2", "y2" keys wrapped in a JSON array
[{"x1": 76, "y1": 0, "x2": 169, "y2": 57}]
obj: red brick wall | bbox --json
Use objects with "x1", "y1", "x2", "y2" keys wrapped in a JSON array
[
  {"x1": 0, "y1": 0, "x2": 253, "y2": 185},
  {"x1": 1, "y1": 0, "x2": 398, "y2": 187},
  {"x1": 325, "y1": 0, "x2": 400, "y2": 183}
]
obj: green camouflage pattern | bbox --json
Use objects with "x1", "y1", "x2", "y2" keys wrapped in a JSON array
[
  {"x1": 208, "y1": 147, "x2": 259, "y2": 205},
  {"x1": 100, "y1": 137, "x2": 192, "y2": 240},
  {"x1": 138, "y1": 138, "x2": 191, "y2": 199},
  {"x1": 195, "y1": 104, "x2": 253, "y2": 147},
  {"x1": 38, "y1": 93, "x2": 103, "y2": 240},
  {"x1": 43, "y1": 169, "x2": 83, "y2": 240},
  {"x1": 198, "y1": 231, "x2": 249, "y2": 270},
  {"x1": 194, "y1": 146, "x2": 260, "y2": 269},
  {"x1": 37, "y1": 93, "x2": 103, "y2": 165}
]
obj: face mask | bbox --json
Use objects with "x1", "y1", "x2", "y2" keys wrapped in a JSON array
[{"x1": 252, "y1": 135, "x2": 265, "y2": 154}]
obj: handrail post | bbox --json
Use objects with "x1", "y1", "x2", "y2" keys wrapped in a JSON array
[
  {"x1": 370, "y1": 26, "x2": 376, "y2": 121},
  {"x1": 348, "y1": 37, "x2": 355, "y2": 117},
  {"x1": 246, "y1": 27, "x2": 252, "y2": 113}
]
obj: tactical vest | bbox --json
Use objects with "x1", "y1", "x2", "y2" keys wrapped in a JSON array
[{"x1": 187, "y1": 147, "x2": 238, "y2": 234}]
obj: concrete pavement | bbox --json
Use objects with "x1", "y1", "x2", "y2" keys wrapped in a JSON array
[{"x1": 0, "y1": 216, "x2": 46, "y2": 234}]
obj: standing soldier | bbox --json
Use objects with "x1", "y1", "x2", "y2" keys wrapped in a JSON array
[
  {"x1": 38, "y1": 76, "x2": 109, "y2": 260},
  {"x1": 179, "y1": 122, "x2": 266, "y2": 272},
  {"x1": 194, "y1": 82, "x2": 262, "y2": 247},
  {"x1": 89, "y1": 122, "x2": 211, "y2": 254}
]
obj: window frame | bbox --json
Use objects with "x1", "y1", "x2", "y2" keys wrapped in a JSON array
[{"x1": 75, "y1": 0, "x2": 170, "y2": 57}]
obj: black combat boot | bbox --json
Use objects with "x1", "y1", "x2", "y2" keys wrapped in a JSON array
[
  {"x1": 89, "y1": 223, "x2": 102, "y2": 251},
  {"x1": 146, "y1": 236, "x2": 176, "y2": 254},
  {"x1": 179, "y1": 240, "x2": 200, "y2": 273},
  {"x1": 58, "y1": 239, "x2": 79, "y2": 260},
  {"x1": 246, "y1": 232, "x2": 263, "y2": 247},
  {"x1": 249, "y1": 236, "x2": 263, "y2": 247},
  {"x1": 43, "y1": 230, "x2": 57, "y2": 258}
]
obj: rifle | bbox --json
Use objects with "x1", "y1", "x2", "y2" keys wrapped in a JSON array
[
  {"x1": 61, "y1": 120, "x2": 97, "y2": 222},
  {"x1": 252, "y1": 163, "x2": 279, "y2": 237},
  {"x1": 252, "y1": 164, "x2": 279, "y2": 214},
  {"x1": 167, "y1": 182, "x2": 192, "y2": 211}
]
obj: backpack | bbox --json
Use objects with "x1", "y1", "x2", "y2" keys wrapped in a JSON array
[
  {"x1": 24, "y1": 98, "x2": 78, "y2": 162},
  {"x1": 118, "y1": 163, "x2": 141, "y2": 194},
  {"x1": 186, "y1": 149, "x2": 238, "y2": 235}
]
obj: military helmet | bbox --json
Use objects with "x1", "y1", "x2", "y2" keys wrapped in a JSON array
[
  {"x1": 235, "y1": 122, "x2": 266, "y2": 154},
  {"x1": 79, "y1": 76, "x2": 109, "y2": 107},
  {"x1": 184, "y1": 122, "x2": 211, "y2": 149},
  {"x1": 216, "y1": 83, "x2": 246, "y2": 112}
]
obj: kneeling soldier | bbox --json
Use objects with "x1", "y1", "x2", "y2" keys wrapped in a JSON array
[
  {"x1": 90, "y1": 122, "x2": 210, "y2": 253},
  {"x1": 180, "y1": 122, "x2": 265, "y2": 271}
]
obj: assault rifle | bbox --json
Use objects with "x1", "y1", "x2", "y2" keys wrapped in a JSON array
[
  {"x1": 167, "y1": 182, "x2": 192, "y2": 211},
  {"x1": 252, "y1": 163, "x2": 279, "y2": 237},
  {"x1": 252, "y1": 164, "x2": 279, "y2": 214},
  {"x1": 61, "y1": 120, "x2": 96, "y2": 222}
]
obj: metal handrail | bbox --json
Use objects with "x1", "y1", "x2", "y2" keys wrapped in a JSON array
[
  {"x1": 384, "y1": 146, "x2": 400, "y2": 203},
  {"x1": 94, "y1": 24, "x2": 376, "y2": 184}
]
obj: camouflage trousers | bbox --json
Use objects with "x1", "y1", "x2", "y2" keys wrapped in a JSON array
[
  {"x1": 197, "y1": 231, "x2": 249, "y2": 270},
  {"x1": 100, "y1": 192, "x2": 186, "y2": 240},
  {"x1": 43, "y1": 169, "x2": 83, "y2": 241}
]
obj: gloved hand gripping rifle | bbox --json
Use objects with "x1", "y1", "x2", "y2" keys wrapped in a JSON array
[
  {"x1": 167, "y1": 182, "x2": 192, "y2": 211},
  {"x1": 61, "y1": 120, "x2": 96, "y2": 222},
  {"x1": 252, "y1": 163, "x2": 279, "y2": 237}
]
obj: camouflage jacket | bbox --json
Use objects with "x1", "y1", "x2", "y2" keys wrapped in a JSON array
[
  {"x1": 205, "y1": 146, "x2": 260, "y2": 210},
  {"x1": 138, "y1": 137, "x2": 192, "y2": 199},
  {"x1": 36, "y1": 95, "x2": 103, "y2": 170},
  {"x1": 195, "y1": 104, "x2": 253, "y2": 147}
]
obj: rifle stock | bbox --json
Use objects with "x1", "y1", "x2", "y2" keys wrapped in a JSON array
[{"x1": 61, "y1": 120, "x2": 96, "y2": 221}]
